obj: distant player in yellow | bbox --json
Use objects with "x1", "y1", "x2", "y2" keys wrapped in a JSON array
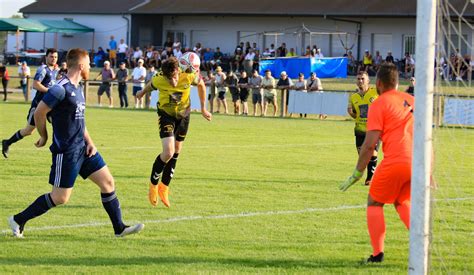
[
  {"x1": 137, "y1": 56, "x2": 212, "y2": 208},
  {"x1": 347, "y1": 71, "x2": 379, "y2": 185}
]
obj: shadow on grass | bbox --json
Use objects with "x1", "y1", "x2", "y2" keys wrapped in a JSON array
[{"x1": 0, "y1": 255, "x2": 397, "y2": 270}]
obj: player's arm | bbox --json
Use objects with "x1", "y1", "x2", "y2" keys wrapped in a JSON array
[
  {"x1": 32, "y1": 68, "x2": 50, "y2": 93},
  {"x1": 347, "y1": 96, "x2": 356, "y2": 118},
  {"x1": 136, "y1": 81, "x2": 154, "y2": 99},
  {"x1": 197, "y1": 78, "x2": 212, "y2": 121},
  {"x1": 33, "y1": 101, "x2": 51, "y2": 147},
  {"x1": 83, "y1": 127, "x2": 97, "y2": 157},
  {"x1": 340, "y1": 130, "x2": 381, "y2": 191}
]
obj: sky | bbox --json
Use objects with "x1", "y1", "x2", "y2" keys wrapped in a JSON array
[{"x1": 0, "y1": 0, "x2": 36, "y2": 18}]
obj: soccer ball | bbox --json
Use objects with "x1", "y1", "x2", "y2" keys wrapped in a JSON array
[{"x1": 179, "y1": 52, "x2": 200, "y2": 73}]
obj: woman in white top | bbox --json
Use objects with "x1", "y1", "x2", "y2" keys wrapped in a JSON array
[{"x1": 214, "y1": 66, "x2": 228, "y2": 114}]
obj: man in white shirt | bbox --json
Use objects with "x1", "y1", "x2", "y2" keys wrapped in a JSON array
[
  {"x1": 117, "y1": 39, "x2": 128, "y2": 65},
  {"x1": 315, "y1": 48, "x2": 324, "y2": 59},
  {"x1": 132, "y1": 59, "x2": 147, "y2": 108},
  {"x1": 243, "y1": 49, "x2": 256, "y2": 75}
]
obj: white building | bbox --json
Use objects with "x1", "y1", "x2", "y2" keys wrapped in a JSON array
[{"x1": 16, "y1": 0, "x2": 474, "y2": 61}]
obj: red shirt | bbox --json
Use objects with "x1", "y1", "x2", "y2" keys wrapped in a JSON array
[{"x1": 367, "y1": 90, "x2": 415, "y2": 165}]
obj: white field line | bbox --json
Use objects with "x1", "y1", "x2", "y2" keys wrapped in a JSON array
[
  {"x1": 8, "y1": 142, "x2": 353, "y2": 152},
  {"x1": 2, "y1": 197, "x2": 472, "y2": 235}
]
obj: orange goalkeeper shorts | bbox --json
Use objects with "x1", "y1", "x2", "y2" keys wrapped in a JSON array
[{"x1": 369, "y1": 162, "x2": 411, "y2": 204}]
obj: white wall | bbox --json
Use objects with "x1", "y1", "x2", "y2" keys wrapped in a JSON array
[
  {"x1": 162, "y1": 16, "x2": 419, "y2": 60},
  {"x1": 20, "y1": 14, "x2": 130, "y2": 52}
]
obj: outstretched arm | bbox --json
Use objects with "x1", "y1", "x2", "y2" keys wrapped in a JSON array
[
  {"x1": 136, "y1": 82, "x2": 154, "y2": 100},
  {"x1": 197, "y1": 79, "x2": 212, "y2": 121}
]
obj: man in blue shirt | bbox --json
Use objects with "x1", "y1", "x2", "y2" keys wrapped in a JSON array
[
  {"x1": 2, "y1": 48, "x2": 59, "y2": 158},
  {"x1": 109, "y1": 35, "x2": 118, "y2": 68},
  {"x1": 8, "y1": 48, "x2": 144, "y2": 238}
]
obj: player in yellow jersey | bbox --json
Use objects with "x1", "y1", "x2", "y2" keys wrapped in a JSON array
[
  {"x1": 137, "y1": 57, "x2": 212, "y2": 207},
  {"x1": 347, "y1": 71, "x2": 379, "y2": 185}
]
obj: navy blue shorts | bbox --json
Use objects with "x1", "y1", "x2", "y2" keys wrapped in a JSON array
[
  {"x1": 49, "y1": 147, "x2": 106, "y2": 188},
  {"x1": 133, "y1": 86, "x2": 142, "y2": 96}
]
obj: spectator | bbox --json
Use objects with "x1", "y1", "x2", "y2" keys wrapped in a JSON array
[
  {"x1": 193, "y1": 43, "x2": 202, "y2": 57},
  {"x1": 203, "y1": 48, "x2": 214, "y2": 71},
  {"x1": 133, "y1": 46, "x2": 143, "y2": 66},
  {"x1": 315, "y1": 48, "x2": 324, "y2": 59},
  {"x1": 235, "y1": 42, "x2": 245, "y2": 54},
  {"x1": 249, "y1": 69, "x2": 264, "y2": 116},
  {"x1": 262, "y1": 48, "x2": 272, "y2": 58},
  {"x1": 403, "y1": 52, "x2": 415, "y2": 79},
  {"x1": 276, "y1": 71, "x2": 293, "y2": 116},
  {"x1": 95, "y1": 60, "x2": 115, "y2": 107},
  {"x1": 252, "y1": 49, "x2": 260, "y2": 71},
  {"x1": 117, "y1": 38, "x2": 128, "y2": 65},
  {"x1": 293, "y1": 73, "x2": 307, "y2": 118},
  {"x1": 459, "y1": 54, "x2": 472, "y2": 80},
  {"x1": 312, "y1": 45, "x2": 318, "y2": 56},
  {"x1": 115, "y1": 61, "x2": 129, "y2": 108},
  {"x1": 145, "y1": 45, "x2": 154, "y2": 65},
  {"x1": 373, "y1": 51, "x2": 383, "y2": 71},
  {"x1": 204, "y1": 71, "x2": 216, "y2": 113},
  {"x1": 232, "y1": 47, "x2": 243, "y2": 72},
  {"x1": 214, "y1": 66, "x2": 228, "y2": 114},
  {"x1": 243, "y1": 49, "x2": 255, "y2": 75},
  {"x1": 237, "y1": 71, "x2": 250, "y2": 115},
  {"x1": 304, "y1": 46, "x2": 312, "y2": 57},
  {"x1": 132, "y1": 59, "x2": 146, "y2": 108},
  {"x1": 173, "y1": 41, "x2": 182, "y2": 59},
  {"x1": 286, "y1": 48, "x2": 297, "y2": 57},
  {"x1": 358, "y1": 50, "x2": 373, "y2": 74},
  {"x1": 277, "y1": 43, "x2": 287, "y2": 57},
  {"x1": 93, "y1": 47, "x2": 106, "y2": 67},
  {"x1": 269, "y1": 44, "x2": 276, "y2": 57},
  {"x1": 18, "y1": 61, "x2": 31, "y2": 101},
  {"x1": 126, "y1": 46, "x2": 134, "y2": 67},
  {"x1": 252, "y1": 42, "x2": 259, "y2": 52},
  {"x1": 109, "y1": 35, "x2": 118, "y2": 68},
  {"x1": 57, "y1": 61, "x2": 67, "y2": 80},
  {"x1": 212, "y1": 47, "x2": 223, "y2": 71},
  {"x1": 225, "y1": 71, "x2": 240, "y2": 115},
  {"x1": 385, "y1": 51, "x2": 394, "y2": 64},
  {"x1": 307, "y1": 72, "x2": 326, "y2": 119},
  {"x1": 262, "y1": 69, "x2": 278, "y2": 117},
  {"x1": 144, "y1": 65, "x2": 157, "y2": 108},
  {"x1": 345, "y1": 50, "x2": 356, "y2": 74},
  {"x1": 405, "y1": 77, "x2": 415, "y2": 96},
  {"x1": 0, "y1": 63, "x2": 10, "y2": 101},
  {"x1": 245, "y1": 41, "x2": 251, "y2": 54},
  {"x1": 163, "y1": 37, "x2": 173, "y2": 48}
]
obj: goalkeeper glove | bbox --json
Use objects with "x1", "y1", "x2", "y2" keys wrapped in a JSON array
[{"x1": 339, "y1": 169, "x2": 364, "y2": 191}]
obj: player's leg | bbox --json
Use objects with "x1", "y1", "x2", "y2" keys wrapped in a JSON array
[
  {"x1": 393, "y1": 164, "x2": 411, "y2": 229},
  {"x1": 2, "y1": 104, "x2": 40, "y2": 158},
  {"x1": 106, "y1": 87, "x2": 113, "y2": 107},
  {"x1": 366, "y1": 194, "x2": 386, "y2": 262},
  {"x1": 272, "y1": 96, "x2": 278, "y2": 116}
]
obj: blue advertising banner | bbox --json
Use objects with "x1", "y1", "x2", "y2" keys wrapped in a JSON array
[{"x1": 259, "y1": 57, "x2": 347, "y2": 79}]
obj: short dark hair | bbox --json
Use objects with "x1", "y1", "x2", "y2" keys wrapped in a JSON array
[
  {"x1": 162, "y1": 57, "x2": 179, "y2": 79},
  {"x1": 376, "y1": 62, "x2": 399, "y2": 89},
  {"x1": 66, "y1": 48, "x2": 88, "y2": 69},
  {"x1": 46, "y1": 48, "x2": 57, "y2": 56}
]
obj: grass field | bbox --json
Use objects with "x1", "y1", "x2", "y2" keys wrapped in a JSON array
[{"x1": 0, "y1": 102, "x2": 472, "y2": 274}]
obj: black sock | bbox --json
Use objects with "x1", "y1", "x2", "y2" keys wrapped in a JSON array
[
  {"x1": 150, "y1": 154, "x2": 167, "y2": 185},
  {"x1": 367, "y1": 156, "x2": 378, "y2": 182},
  {"x1": 161, "y1": 153, "x2": 179, "y2": 186},
  {"x1": 101, "y1": 191, "x2": 126, "y2": 234},
  {"x1": 14, "y1": 193, "x2": 56, "y2": 226},
  {"x1": 6, "y1": 130, "x2": 24, "y2": 146}
]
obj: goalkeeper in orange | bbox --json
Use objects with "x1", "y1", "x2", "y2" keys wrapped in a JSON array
[
  {"x1": 340, "y1": 63, "x2": 415, "y2": 263},
  {"x1": 137, "y1": 55, "x2": 212, "y2": 208}
]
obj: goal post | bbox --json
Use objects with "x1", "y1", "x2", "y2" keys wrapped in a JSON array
[{"x1": 409, "y1": 0, "x2": 437, "y2": 274}]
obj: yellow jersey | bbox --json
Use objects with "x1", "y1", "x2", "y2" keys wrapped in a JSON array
[
  {"x1": 151, "y1": 70, "x2": 200, "y2": 118},
  {"x1": 348, "y1": 87, "x2": 378, "y2": 135}
]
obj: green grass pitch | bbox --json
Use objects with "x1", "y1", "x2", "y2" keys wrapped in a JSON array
[{"x1": 0, "y1": 102, "x2": 472, "y2": 273}]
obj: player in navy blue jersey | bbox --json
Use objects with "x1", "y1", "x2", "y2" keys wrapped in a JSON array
[
  {"x1": 2, "y1": 48, "x2": 59, "y2": 158},
  {"x1": 8, "y1": 48, "x2": 144, "y2": 238}
]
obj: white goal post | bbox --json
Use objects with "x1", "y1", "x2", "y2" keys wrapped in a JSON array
[{"x1": 409, "y1": 0, "x2": 437, "y2": 274}]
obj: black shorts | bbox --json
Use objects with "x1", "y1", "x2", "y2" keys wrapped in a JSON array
[
  {"x1": 355, "y1": 133, "x2": 380, "y2": 152},
  {"x1": 218, "y1": 91, "x2": 226, "y2": 100},
  {"x1": 98, "y1": 83, "x2": 111, "y2": 97},
  {"x1": 230, "y1": 89, "x2": 240, "y2": 102},
  {"x1": 240, "y1": 89, "x2": 249, "y2": 102},
  {"x1": 158, "y1": 109, "x2": 190, "y2": 142},
  {"x1": 26, "y1": 100, "x2": 51, "y2": 126}
]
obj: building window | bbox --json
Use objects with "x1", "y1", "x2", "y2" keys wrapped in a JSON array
[{"x1": 403, "y1": 35, "x2": 416, "y2": 55}]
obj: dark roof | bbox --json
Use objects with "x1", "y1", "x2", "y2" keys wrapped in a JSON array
[
  {"x1": 20, "y1": 0, "x2": 146, "y2": 14},
  {"x1": 131, "y1": 0, "x2": 474, "y2": 17},
  {"x1": 20, "y1": 0, "x2": 474, "y2": 17}
]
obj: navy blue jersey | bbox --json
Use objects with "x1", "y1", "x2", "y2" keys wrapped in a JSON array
[
  {"x1": 33, "y1": 64, "x2": 59, "y2": 105},
  {"x1": 42, "y1": 77, "x2": 86, "y2": 154}
]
